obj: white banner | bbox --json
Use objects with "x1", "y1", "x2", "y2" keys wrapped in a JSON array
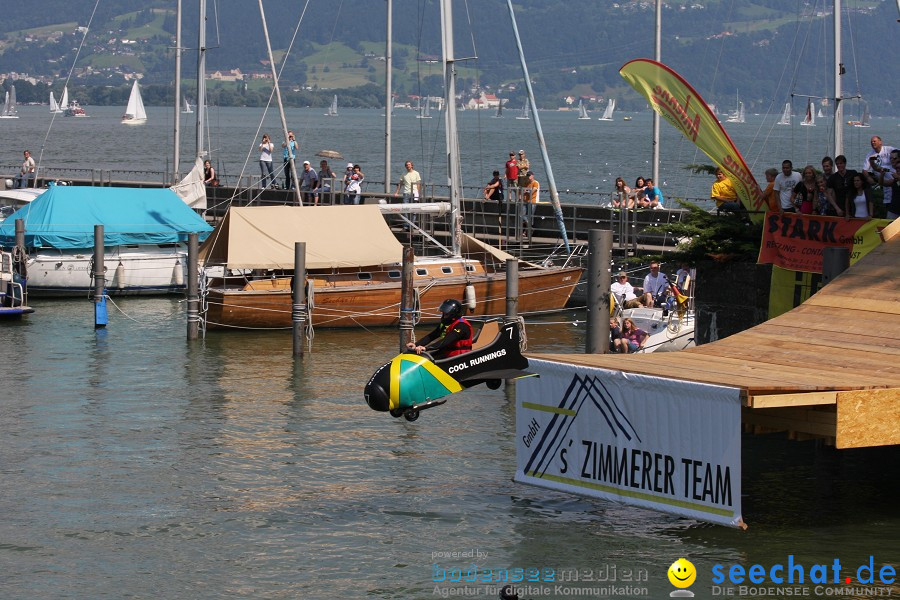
[{"x1": 515, "y1": 359, "x2": 743, "y2": 527}]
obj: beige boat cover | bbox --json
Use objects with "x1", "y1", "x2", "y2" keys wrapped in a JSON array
[{"x1": 199, "y1": 205, "x2": 403, "y2": 269}]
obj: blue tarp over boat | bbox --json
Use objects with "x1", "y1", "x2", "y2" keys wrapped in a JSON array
[{"x1": 0, "y1": 185, "x2": 212, "y2": 249}]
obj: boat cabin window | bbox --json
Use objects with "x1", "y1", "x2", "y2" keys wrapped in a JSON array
[
  {"x1": 465, "y1": 264, "x2": 475, "y2": 272},
  {"x1": 416, "y1": 268, "x2": 428, "y2": 276},
  {"x1": 441, "y1": 266, "x2": 453, "y2": 274},
  {"x1": 357, "y1": 272, "x2": 373, "y2": 281},
  {"x1": 388, "y1": 270, "x2": 401, "y2": 279}
]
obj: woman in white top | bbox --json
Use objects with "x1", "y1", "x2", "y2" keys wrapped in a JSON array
[
  {"x1": 612, "y1": 177, "x2": 632, "y2": 208},
  {"x1": 845, "y1": 173, "x2": 873, "y2": 220},
  {"x1": 259, "y1": 134, "x2": 275, "y2": 188}
]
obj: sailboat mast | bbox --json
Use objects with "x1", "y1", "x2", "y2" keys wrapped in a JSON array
[
  {"x1": 504, "y1": 0, "x2": 570, "y2": 253},
  {"x1": 384, "y1": 0, "x2": 393, "y2": 194},
  {"x1": 173, "y1": 0, "x2": 182, "y2": 182},
  {"x1": 833, "y1": 0, "x2": 843, "y2": 157},
  {"x1": 440, "y1": 0, "x2": 462, "y2": 257},
  {"x1": 651, "y1": 0, "x2": 661, "y2": 185},
  {"x1": 196, "y1": 0, "x2": 207, "y2": 160},
  {"x1": 258, "y1": 0, "x2": 301, "y2": 204}
]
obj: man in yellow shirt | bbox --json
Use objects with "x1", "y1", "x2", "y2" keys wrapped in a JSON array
[{"x1": 710, "y1": 168, "x2": 740, "y2": 212}]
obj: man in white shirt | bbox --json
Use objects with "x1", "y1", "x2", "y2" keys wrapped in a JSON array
[
  {"x1": 773, "y1": 159, "x2": 801, "y2": 212},
  {"x1": 15, "y1": 150, "x2": 35, "y2": 189},
  {"x1": 611, "y1": 271, "x2": 642, "y2": 309},
  {"x1": 863, "y1": 136, "x2": 896, "y2": 210},
  {"x1": 641, "y1": 261, "x2": 669, "y2": 308}
]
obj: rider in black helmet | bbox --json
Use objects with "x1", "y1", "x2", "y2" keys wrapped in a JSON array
[{"x1": 407, "y1": 298, "x2": 473, "y2": 359}]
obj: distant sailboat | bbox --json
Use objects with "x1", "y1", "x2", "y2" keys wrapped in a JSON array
[
  {"x1": 801, "y1": 100, "x2": 815, "y2": 126},
  {"x1": 121, "y1": 80, "x2": 147, "y2": 125},
  {"x1": 182, "y1": 97, "x2": 193, "y2": 114},
  {"x1": 851, "y1": 104, "x2": 871, "y2": 128},
  {"x1": 60, "y1": 87, "x2": 69, "y2": 111},
  {"x1": 725, "y1": 92, "x2": 745, "y2": 123},
  {"x1": 576, "y1": 99, "x2": 590, "y2": 120},
  {"x1": 492, "y1": 99, "x2": 503, "y2": 118},
  {"x1": 325, "y1": 94, "x2": 338, "y2": 117},
  {"x1": 0, "y1": 86, "x2": 18, "y2": 119},
  {"x1": 816, "y1": 105, "x2": 825, "y2": 118},
  {"x1": 777, "y1": 102, "x2": 791, "y2": 126},
  {"x1": 50, "y1": 90, "x2": 63, "y2": 113},
  {"x1": 416, "y1": 97, "x2": 432, "y2": 119},
  {"x1": 597, "y1": 98, "x2": 615, "y2": 121},
  {"x1": 515, "y1": 101, "x2": 530, "y2": 120}
]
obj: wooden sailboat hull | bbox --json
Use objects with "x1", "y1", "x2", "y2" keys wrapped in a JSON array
[{"x1": 204, "y1": 267, "x2": 582, "y2": 329}]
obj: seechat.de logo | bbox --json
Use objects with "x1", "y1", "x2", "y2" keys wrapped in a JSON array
[{"x1": 668, "y1": 558, "x2": 697, "y2": 598}]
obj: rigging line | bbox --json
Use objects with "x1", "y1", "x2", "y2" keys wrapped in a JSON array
[
  {"x1": 843, "y1": 0, "x2": 863, "y2": 97},
  {"x1": 461, "y1": 0, "x2": 485, "y2": 191},
  {"x1": 35, "y1": 0, "x2": 103, "y2": 186}
]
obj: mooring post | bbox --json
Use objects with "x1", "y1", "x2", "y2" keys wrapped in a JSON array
[
  {"x1": 822, "y1": 246, "x2": 851, "y2": 286},
  {"x1": 93, "y1": 225, "x2": 107, "y2": 329},
  {"x1": 505, "y1": 258, "x2": 519, "y2": 322},
  {"x1": 586, "y1": 229, "x2": 612, "y2": 354},
  {"x1": 187, "y1": 233, "x2": 199, "y2": 340},
  {"x1": 292, "y1": 242, "x2": 307, "y2": 356},
  {"x1": 399, "y1": 245, "x2": 415, "y2": 353}
]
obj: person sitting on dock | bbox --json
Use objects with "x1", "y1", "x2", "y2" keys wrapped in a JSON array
[
  {"x1": 203, "y1": 160, "x2": 219, "y2": 187},
  {"x1": 407, "y1": 299, "x2": 473, "y2": 360},
  {"x1": 643, "y1": 178, "x2": 664, "y2": 208},
  {"x1": 640, "y1": 261, "x2": 668, "y2": 308},
  {"x1": 621, "y1": 318, "x2": 648, "y2": 353},
  {"x1": 611, "y1": 271, "x2": 642, "y2": 309},
  {"x1": 612, "y1": 177, "x2": 631, "y2": 208},
  {"x1": 15, "y1": 150, "x2": 35, "y2": 189},
  {"x1": 711, "y1": 168, "x2": 741, "y2": 213}
]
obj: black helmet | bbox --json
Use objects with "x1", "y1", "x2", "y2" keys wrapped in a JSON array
[{"x1": 439, "y1": 298, "x2": 463, "y2": 324}]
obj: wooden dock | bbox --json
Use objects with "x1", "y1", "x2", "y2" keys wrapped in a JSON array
[{"x1": 530, "y1": 218, "x2": 900, "y2": 449}]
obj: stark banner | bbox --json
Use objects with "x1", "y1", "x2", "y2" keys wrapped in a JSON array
[
  {"x1": 515, "y1": 359, "x2": 744, "y2": 528},
  {"x1": 619, "y1": 58, "x2": 764, "y2": 221}
]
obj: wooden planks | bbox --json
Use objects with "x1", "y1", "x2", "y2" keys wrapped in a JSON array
[{"x1": 836, "y1": 388, "x2": 900, "y2": 449}]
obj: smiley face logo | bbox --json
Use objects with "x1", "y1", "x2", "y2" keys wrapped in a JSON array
[{"x1": 668, "y1": 558, "x2": 696, "y2": 588}]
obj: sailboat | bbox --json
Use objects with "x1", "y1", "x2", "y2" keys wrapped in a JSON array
[
  {"x1": 325, "y1": 94, "x2": 338, "y2": 117},
  {"x1": 416, "y1": 96, "x2": 432, "y2": 119},
  {"x1": 725, "y1": 92, "x2": 744, "y2": 123},
  {"x1": 492, "y1": 99, "x2": 503, "y2": 118},
  {"x1": 121, "y1": 79, "x2": 147, "y2": 125},
  {"x1": 49, "y1": 90, "x2": 63, "y2": 113},
  {"x1": 850, "y1": 104, "x2": 871, "y2": 128},
  {"x1": 182, "y1": 97, "x2": 193, "y2": 114},
  {"x1": 777, "y1": 102, "x2": 791, "y2": 125},
  {"x1": 59, "y1": 86, "x2": 69, "y2": 112},
  {"x1": 801, "y1": 99, "x2": 815, "y2": 126},
  {"x1": 817, "y1": 105, "x2": 825, "y2": 118},
  {"x1": 597, "y1": 98, "x2": 615, "y2": 121},
  {"x1": 515, "y1": 101, "x2": 530, "y2": 120},
  {"x1": 198, "y1": 0, "x2": 582, "y2": 331},
  {"x1": 0, "y1": 86, "x2": 17, "y2": 119},
  {"x1": 576, "y1": 99, "x2": 590, "y2": 120}
]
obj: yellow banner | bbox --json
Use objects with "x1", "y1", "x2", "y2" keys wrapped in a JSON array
[{"x1": 619, "y1": 59, "x2": 765, "y2": 222}]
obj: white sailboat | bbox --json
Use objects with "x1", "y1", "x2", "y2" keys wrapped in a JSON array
[
  {"x1": 182, "y1": 97, "x2": 193, "y2": 114},
  {"x1": 801, "y1": 99, "x2": 815, "y2": 126},
  {"x1": 325, "y1": 94, "x2": 338, "y2": 117},
  {"x1": 597, "y1": 98, "x2": 615, "y2": 121},
  {"x1": 817, "y1": 105, "x2": 825, "y2": 118},
  {"x1": 725, "y1": 92, "x2": 745, "y2": 123},
  {"x1": 416, "y1": 96, "x2": 432, "y2": 119},
  {"x1": 0, "y1": 86, "x2": 17, "y2": 119},
  {"x1": 49, "y1": 90, "x2": 63, "y2": 113},
  {"x1": 851, "y1": 104, "x2": 871, "y2": 128},
  {"x1": 777, "y1": 102, "x2": 791, "y2": 125},
  {"x1": 60, "y1": 86, "x2": 69, "y2": 111},
  {"x1": 121, "y1": 79, "x2": 147, "y2": 125},
  {"x1": 515, "y1": 101, "x2": 530, "y2": 120},
  {"x1": 576, "y1": 99, "x2": 590, "y2": 120}
]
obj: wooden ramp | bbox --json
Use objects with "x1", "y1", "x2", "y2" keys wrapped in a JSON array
[{"x1": 531, "y1": 219, "x2": 900, "y2": 449}]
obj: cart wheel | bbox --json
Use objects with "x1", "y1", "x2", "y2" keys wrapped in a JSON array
[
  {"x1": 390, "y1": 408, "x2": 404, "y2": 418},
  {"x1": 486, "y1": 379, "x2": 502, "y2": 390},
  {"x1": 403, "y1": 409, "x2": 420, "y2": 422}
]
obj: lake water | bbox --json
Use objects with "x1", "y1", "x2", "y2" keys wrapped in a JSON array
[
  {"x1": 2, "y1": 104, "x2": 893, "y2": 204},
  {"x1": 1, "y1": 105, "x2": 898, "y2": 598},
  {"x1": 1, "y1": 296, "x2": 898, "y2": 599}
]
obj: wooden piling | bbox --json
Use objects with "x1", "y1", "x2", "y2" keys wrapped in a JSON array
[
  {"x1": 187, "y1": 233, "x2": 199, "y2": 340},
  {"x1": 822, "y1": 246, "x2": 850, "y2": 285},
  {"x1": 586, "y1": 229, "x2": 612, "y2": 354},
  {"x1": 399, "y1": 246, "x2": 415, "y2": 352},
  {"x1": 93, "y1": 225, "x2": 107, "y2": 329},
  {"x1": 292, "y1": 242, "x2": 307, "y2": 356}
]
